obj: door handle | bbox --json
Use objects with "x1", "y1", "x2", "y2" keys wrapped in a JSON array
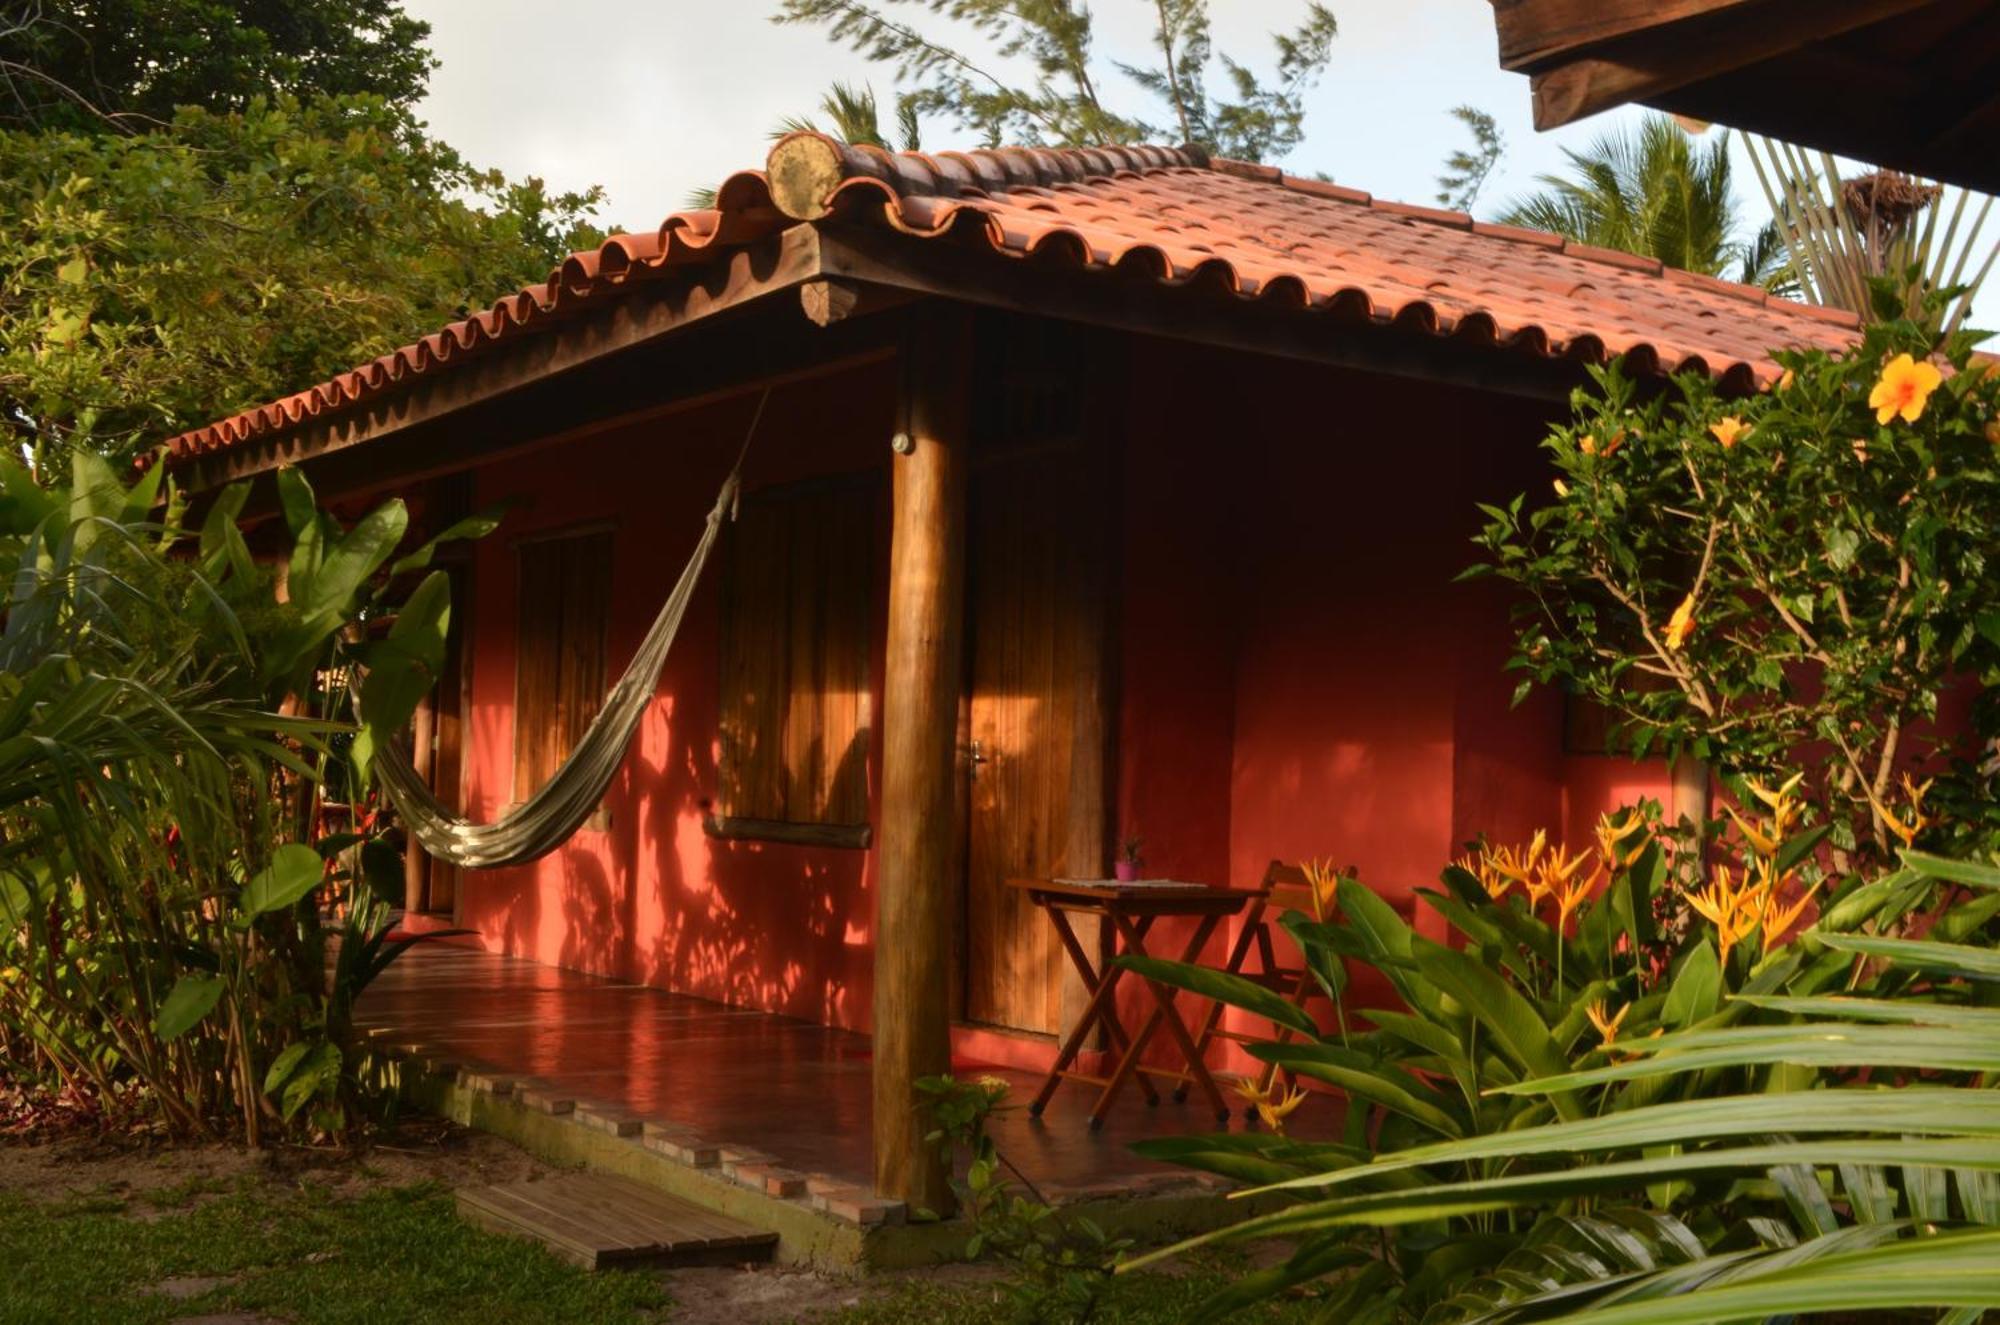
[{"x1": 967, "y1": 739, "x2": 990, "y2": 770}]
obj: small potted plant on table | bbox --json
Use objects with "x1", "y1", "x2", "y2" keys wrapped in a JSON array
[{"x1": 1115, "y1": 836, "x2": 1144, "y2": 882}]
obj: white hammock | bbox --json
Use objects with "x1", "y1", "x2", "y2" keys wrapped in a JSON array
[{"x1": 367, "y1": 398, "x2": 761, "y2": 870}]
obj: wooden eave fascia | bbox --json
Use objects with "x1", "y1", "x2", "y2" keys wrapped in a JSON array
[
  {"x1": 813, "y1": 225, "x2": 1589, "y2": 401},
  {"x1": 1493, "y1": 0, "x2": 1760, "y2": 71},
  {"x1": 179, "y1": 223, "x2": 833, "y2": 491},
  {"x1": 1497, "y1": 0, "x2": 1936, "y2": 130},
  {"x1": 185, "y1": 207, "x2": 1620, "y2": 497}
]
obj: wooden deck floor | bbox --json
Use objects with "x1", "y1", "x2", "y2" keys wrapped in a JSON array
[{"x1": 357, "y1": 944, "x2": 1340, "y2": 1200}]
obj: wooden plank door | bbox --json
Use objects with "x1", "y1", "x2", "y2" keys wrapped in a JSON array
[{"x1": 963, "y1": 446, "x2": 1106, "y2": 1034}]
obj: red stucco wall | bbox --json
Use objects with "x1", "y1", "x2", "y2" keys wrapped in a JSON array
[
  {"x1": 452, "y1": 365, "x2": 896, "y2": 1033},
  {"x1": 375, "y1": 334, "x2": 1678, "y2": 1061}
]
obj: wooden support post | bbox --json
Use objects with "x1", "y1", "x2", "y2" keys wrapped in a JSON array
[{"x1": 874, "y1": 303, "x2": 969, "y2": 1213}]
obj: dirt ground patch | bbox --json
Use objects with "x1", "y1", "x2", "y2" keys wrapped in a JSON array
[
  {"x1": 0, "y1": 1114, "x2": 553, "y2": 1210},
  {"x1": 656, "y1": 1260, "x2": 1004, "y2": 1325}
]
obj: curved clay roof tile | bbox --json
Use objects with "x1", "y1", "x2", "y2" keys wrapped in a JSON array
[{"x1": 153, "y1": 133, "x2": 1862, "y2": 470}]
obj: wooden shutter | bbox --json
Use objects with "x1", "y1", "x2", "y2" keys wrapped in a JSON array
[
  {"x1": 513, "y1": 530, "x2": 613, "y2": 802},
  {"x1": 717, "y1": 481, "x2": 874, "y2": 839}
]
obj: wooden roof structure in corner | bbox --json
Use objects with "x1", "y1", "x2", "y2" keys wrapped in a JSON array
[{"x1": 1489, "y1": 0, "x2": 2000, "y2": 195}]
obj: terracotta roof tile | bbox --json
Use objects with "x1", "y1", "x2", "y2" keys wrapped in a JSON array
[{"x1": 159, "y1": 133, "x2": 1861, "y2": 466}]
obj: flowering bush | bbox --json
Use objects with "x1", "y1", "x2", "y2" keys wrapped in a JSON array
[
  {"x1": 1469, "y1": 299, "x2": 2000, "y2": 865},
  {"x1": 1127, "y1": 795, "x2": 2000, "y2": 1320}
]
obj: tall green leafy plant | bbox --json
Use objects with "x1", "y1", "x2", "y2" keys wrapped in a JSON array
[
  {"x1": 1135, "y1": 849, "x2": 2000, "y2": 1322},
  {"x1": 0, "y1": 452, "x2": 470, "y2": 1141},
  {"x1": 0, "y1": 94, "x2": 602, "y2": 471},
  {"x1": 1122, "y1": 826, "x2": 2000, "y2": 1320}
]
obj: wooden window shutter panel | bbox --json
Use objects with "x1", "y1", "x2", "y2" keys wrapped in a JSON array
[
  {"x1": 513, "y1": 546, "x2": 560, "y2": 802},
  {"x1": 557, "y1": 533, "x2": 613, "y2": 758},
  {"x1": 513, "y1": 530, "x2": 613, "y2": 803},
  {"x1": 719, "y1": 502, "x2": 793, "y2": 821},
  {"x1": 809, "y1": 493, "x2": 873, "y2": 825},
  {"x1": 716, "y1": 481, "x2": 875, "y2": 834}
]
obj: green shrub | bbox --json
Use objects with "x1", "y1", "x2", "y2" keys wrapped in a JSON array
[
  {"x1": 0, "y1": 453, "x2": 474, "y2": 1142},
  {"x1": 1469, "y1": 309, "x2": 2000, "y2": 867}
]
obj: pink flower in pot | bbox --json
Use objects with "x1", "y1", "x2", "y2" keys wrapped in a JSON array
[{"x1": 1115, "y1": 836, "x2": 1143, "y2": 882}]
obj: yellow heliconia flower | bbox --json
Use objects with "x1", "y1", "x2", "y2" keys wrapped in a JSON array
[
  {"x1": 1586, "y1": 999, "x2": 1630, "y2": 1046},
  {"x1": 1709, "y1": 416, "x2": 1748, "y2": 448},
  {"x1": 1482, "y1": 844, "x2": 1528, "y2": 886},
  {"x1": 1526, "y1": 842, "x2": 1599, "y2": 930},
  {"x1": 1664, "y1": 594, "x2": 1697, "y2": 652},
  {"x1": 1758, "y1": 868, "x2": 1823, "y2": 946},
  {"x1": 1458, "y1": 852, "x2": 1509, "y2": 901},
  {"x1": 1233, "y1": 1079, "x2": 1308, "y2": 1134},
  {"x1": 1726, "y1": 804, "x2": 1779, "y2": 858},
  {"x1": 1776, "y1": 368, "x2": 1796, "y2": 392},
  {"x1": 1687, "y1": 866, "x2": 1758, "y2": 965},
  {"x1": 1261, "y1": 1085, "x2": 1308, "y2": 1132},
  {"x1": 1538, "y1": 843, "x2": 1595, "y2": 889},
  {"x1": 1301, "y1": 857, "x2": 1342, "y2": 922},
  {"x1": 1869, "y1": 353, "x2": 1943, "y2": 425},
  {"x1": 1882, "y1": 774, "x2": 1934, "y2": 848},
  {"x1": 1483, "y1": 830, "x2": 1557, "y2": 906},
  {"x1": 1745, "y1": 772, "x2": 1804, "y2": 835},
  {"x1": 1553, "y1": 478, "x2": 1571, "y2": 498},
  {"x1": 1594, "y1": 811, "x2": 1648, "y2": 870},
  {"x1": 1551, "y1": 862, "x2": 1600, "y2": 930}
]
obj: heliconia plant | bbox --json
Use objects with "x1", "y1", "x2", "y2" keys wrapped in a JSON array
[{"x1": 1118, "y1": 793, "x2": 2000, "y2": 1321}]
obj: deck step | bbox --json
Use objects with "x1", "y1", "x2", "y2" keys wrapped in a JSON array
[{"x1": 457, "y1": 1172, "x2": 778, "y2": 1270}]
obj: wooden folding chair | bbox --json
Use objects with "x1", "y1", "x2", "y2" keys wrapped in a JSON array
[{"x1": 1182, "y1": 859, "x2": 1328, "y2": 1100}]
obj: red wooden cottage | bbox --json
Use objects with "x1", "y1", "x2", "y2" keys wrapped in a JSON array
[{"x1": 164, "y1": 135, "x2": 1859, "y2": 1220}]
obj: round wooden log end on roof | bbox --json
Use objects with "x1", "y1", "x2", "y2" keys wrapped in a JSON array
[{"x1": 766, "y1": 131, "x2": 848, "y2": 221}]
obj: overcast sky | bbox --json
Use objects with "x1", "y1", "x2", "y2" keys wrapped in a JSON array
[
  {"x1": 401, "y1": 0, "x2": 1652, "y2": 230},
  {"x1": 399, "y1": 1, "x2": 1991, "y2": 333}
]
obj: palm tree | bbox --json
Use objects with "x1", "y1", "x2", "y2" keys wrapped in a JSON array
[
  {"x1": 1499, "y1": 114, "x2": 1788, "y2": 290},
  {"x1": 773, "y1": 81, "x2": 919, "y2": 153}
]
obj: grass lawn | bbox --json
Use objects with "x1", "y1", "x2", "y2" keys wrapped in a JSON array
[
  {"x1": 0, "y1": 1149, "x2": 1323, "y2": 1324},
  {"x1": 819, "y1": 1265, "x2": 1324, "y2": 1323},
  {"x1": 0, "y1": 1177, "x2": 670, "y2": 1324}
]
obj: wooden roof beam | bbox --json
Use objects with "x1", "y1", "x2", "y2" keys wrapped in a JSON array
[{"x1": 1504, "y1": 0, "x2": 1936, "y2": 129}]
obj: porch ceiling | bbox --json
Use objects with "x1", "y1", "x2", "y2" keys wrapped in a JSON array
[{"x1": 159, "y1": 133, "x2": 1863, "y2": 483}]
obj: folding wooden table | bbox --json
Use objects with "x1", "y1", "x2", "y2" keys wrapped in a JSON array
[{"x1": 1010, "y1": 878, "x2": 1265, "y2": 1129}]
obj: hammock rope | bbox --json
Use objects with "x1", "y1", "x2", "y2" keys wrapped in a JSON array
[{"x1": 365, "y1": 393, "x2": 766, "y2": 870}]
